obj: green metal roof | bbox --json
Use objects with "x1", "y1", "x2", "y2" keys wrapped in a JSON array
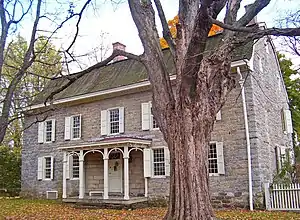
[{"x1": 32, "y1": 36, "x2": 253, "y2": 105}]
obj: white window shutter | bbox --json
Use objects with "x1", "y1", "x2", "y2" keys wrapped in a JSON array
[
  {"x1": 79, "y1": 115, "x2": 82, "y2": 138},
  {"x1": 50, "y1": 156, "x2": 54, "y2": 180},
  {"x1": 142, "y1": 102, "x2": 151, "y2": 130},
  {"x1": 216, "y1": 110, "x2": 222, "y2": 121},
  {"x1": 101, "y1": 110, "x2": 108, "y2": 135},
  {"x1": 143, "y1": 148, "x2": 151, "y2": 177},
  {"x1": 284, "y1": 109, "x2": 293, "y2": 134},
  {"x1": 38, "y1": 122, "x2": 44, "y2": 143},
  {"x1": 51, "y1": 119, "x2": 56, "y2": 142},
  {"x1": 64, "y1": 117, "x2": 71, "y2": 140},
  {"x1": 70, "y1": 155, "x2": 74, "y2": 179},
  {"x1": 66, "y1": 155, "x2": 70, "y2": 179},
  {"x1": 216, "y1": 142, "x2": 225, "y2": 175},
  {"x1": 164, "y1": 147, "x2": 170, "y2": 176},
  {"x1": 119, "y1": 107, "x2": 125, "y2": 133},
  {"x1": 37, "y1": 157, "x2": 43, "y2": 180}
]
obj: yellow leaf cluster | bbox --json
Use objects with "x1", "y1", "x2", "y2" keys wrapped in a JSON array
[{"x1": 160, "y1": 15, "x2": 223, "y2": 49}]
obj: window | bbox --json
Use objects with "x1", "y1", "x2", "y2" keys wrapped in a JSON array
[
  {"x1": 38, "y1": 119, "x2": 55, "y2": 143},
  {"x1": 109, "y1": 108, "x2": 120, "y2": 134},
  {"x1": 44, "y1": 157, "x2": 52, "y2": 179},
  {"x1": 45, "y1": 120, "x2": 53, "y2": 142},
  {"x1": 72, "y1": 155, "x2": 79, "y2": 179},
  {"x1": 101, "y1": 107, "x2": 124, "y2": 135},
  {"x1": 208, "y1": 143, "x2": 218, "y2": 174},
  {"x1": 72, "y1": 116, "x2": 81, "y2": 139},
  {"x1": 141, "y1": 102, "x2": 159, "y2": 130},
  {"x1": 153, "y1": 148, "x2": 165, "y2": 176},
  {"x1": 151, "y1": 106, "x2": 159, "y2": 129}
]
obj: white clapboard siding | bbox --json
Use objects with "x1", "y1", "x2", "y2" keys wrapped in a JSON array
[
  {"x1": 216, "y1": 142, "x2": 225, "y2": 174},
  {"x1": 141, "y1": 102, "x2": 151, "y2": 130},
  {"x1": 101, "y1": 110, "x2": 108, "y2": 135},
  {"x1": 216, "y1": 110, "x2": 222, "y2": 121},
  {"x1": 64, "y1": 117, "x2": 71, "y2": 140},
  {"x1": 51, "y1": 119, "x2": 56, "y2": 142},
  {"x1": 119, "y1": 107, "x2": 125, "y2": 133},
  {"x1": 265, "y1": 183, "x2": 300, "y2": 211},
  {"x1": 284, "y1": 109, "x2": 293, "y2": 134},
  {"x1": 143, "y1": 148, "x2": 152, "y2": 177},
  {"x1": 50, "y1": 156, "x2": 54, "y2": 180},
  {"x1": 37, "y1": 157, "x2": 43, "y2": 180},
  {"x1": 38, "y1": 122, "x2": 44, "y2": 143},
  {"x1": 164, "y1": 147, "x2": 170, "y2": 176}
]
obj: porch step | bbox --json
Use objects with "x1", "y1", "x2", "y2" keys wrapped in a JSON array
[{"x1": 63, "y1": 197, "x2": 149, "y2": 209}]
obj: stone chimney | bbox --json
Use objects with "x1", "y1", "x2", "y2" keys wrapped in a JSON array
[
  {"x1": 112, "y1": 42, "x2": 126, "y2": 62},
  {"x1": 244, "y1": 4, "x2": 257, "y2": 26}
]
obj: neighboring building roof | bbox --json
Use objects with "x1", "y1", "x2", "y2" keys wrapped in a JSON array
[{"x1": 32, "y1": 35, "x2": 253, "y2": 105}]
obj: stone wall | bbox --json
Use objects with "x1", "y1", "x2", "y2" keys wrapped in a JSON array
[
  {"x1": 22, "y1": 40, "x2": 291, "y2": 207},
  {"x1": 244, "y1": 37, "x2": 293, "y2": 196}
]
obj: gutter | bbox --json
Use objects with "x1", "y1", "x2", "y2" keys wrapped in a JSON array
[{"x1": 237, "y1": 67, "x2": 253, "y2": 211}]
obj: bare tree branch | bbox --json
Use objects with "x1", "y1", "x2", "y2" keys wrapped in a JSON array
[{"x1": 153, "y1": 0, "x2": 176, "y2": 58}]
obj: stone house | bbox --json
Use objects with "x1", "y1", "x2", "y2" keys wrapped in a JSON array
[{"x1": 22, "y1": 29, "x2": 293, "y2": 208}]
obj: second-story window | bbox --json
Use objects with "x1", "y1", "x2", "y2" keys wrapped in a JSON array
[
  {"x1": 64, "y1": 115, "x2": 81, "y2": 140},
  {"x1": 109, "y1": 108, "x2": 120, "y2": 134},
  {"x1": 101, "y1": 107, "x2": 124, "y2": 135},
  {"x1": 38, "y1": 119, "x2": 55, "y2": 143},
  {"x1": 151, "y1": 106, "x2": 159, "y2": 129},
  {"x1": 72, "y1": 115, "x2": 81, "y2": 139},
  {"x1": 45, "y1": 120, "x2": 53, "y2": 142}
]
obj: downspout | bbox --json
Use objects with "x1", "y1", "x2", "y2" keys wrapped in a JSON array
[{"x1": 237, "y1": 67, "x2": 253, "y2": 211}]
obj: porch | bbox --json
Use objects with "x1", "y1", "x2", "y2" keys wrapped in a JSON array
[{"x1": 60, "y1": 137, "x2": 152, "y2": 202}]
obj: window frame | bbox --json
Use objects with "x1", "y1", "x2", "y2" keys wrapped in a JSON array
[
  {"x1": 44, "y1": 120, "x2": 53, "y2": 143},
  {"x1": 150, "y1": 102, "x2": 159, "y2": 130},
  {"x1": 43, "y1": 156, "x2": 52, "y2": 180},
  {"x1": 108, "y1": 108, "x2": 120, "y2": 135},
  {"x1": 71, "y1": 154, "x2": 80, "y2": 179},
  {"x1": 71, "y1": 115, "x2": 81, "y2": 140},
  {"x1": 152, "y1": 147, "x2": 166, "y2": 178},
  {"x1": 208, "y1": 142, "x2": 219, "y2": 176}
]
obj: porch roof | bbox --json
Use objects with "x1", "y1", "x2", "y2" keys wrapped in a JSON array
[{"x1": 57, "y1": 136, "x2": 152, "y2": 150}]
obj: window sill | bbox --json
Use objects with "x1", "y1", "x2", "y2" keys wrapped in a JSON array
[
  {"x1": 209, "y1": 173, "x2": 221, "y2": 177},
  {"x1": 42, "y1": 178, "x2": 52, "y2": 181},
  {"x1": 151, "y1": 128, "x2": 160, "y2": 131},
  {"x1": 151, "y1": 175, "x2": 166, "y2": 179},
  {"x1": 70, "y1": 178, "x2": 79, "y2": 180},
  {"x1": 70, "y1": 138, "x2": 81, "y2": 141}
]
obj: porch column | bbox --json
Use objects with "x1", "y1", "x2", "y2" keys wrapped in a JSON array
[
  {"x1": 144, "y1": 177, "x2": 148, "y2": 197},
  {"x1": 62, "y1": 152, "x2": 67, "y2": 199},
  {"x1": 103, "y1": 148, "x2": 109, "y2": 199},
  {"x1": 124, "y1": 146, "x2": 129, "y2": 200},
  {"x1": 79, "y1": 150, "x2": 85, "y2": 199}
]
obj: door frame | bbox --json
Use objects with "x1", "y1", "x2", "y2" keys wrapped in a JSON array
[{"x1": 108, "y1": 158, "x2": 123, "y2": 193}]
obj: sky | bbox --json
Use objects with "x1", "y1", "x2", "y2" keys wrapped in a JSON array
[{"x1": 17, "y1": 0, "x2": 300, "y2": 72}]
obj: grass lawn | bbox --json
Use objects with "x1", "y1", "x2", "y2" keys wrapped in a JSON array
[{"x1": 0, "y1": 198, "x2": 299, "y2": 219}]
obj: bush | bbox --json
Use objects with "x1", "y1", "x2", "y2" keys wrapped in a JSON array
[{"x1": 0, "y1": 145, "x2": 21, "y2": 196}]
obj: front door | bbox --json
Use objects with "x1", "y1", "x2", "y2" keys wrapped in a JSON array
[{"x1": 108, "y1": 152, "x2": 122, "y2": 193}]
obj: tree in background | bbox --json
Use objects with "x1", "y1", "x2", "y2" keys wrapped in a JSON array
[
  {"x1": 0, "y1": 0, "x2": 93, "y2": 144},
  {"x1": 278, "y1": 53, "x2": 300, "y2": 161},
  {"x1": 0, "y1": 145, "x2": 21, "y2": 195},
  {"x1": 1, "y1": 35, "x2": 62, "y2": 147}
]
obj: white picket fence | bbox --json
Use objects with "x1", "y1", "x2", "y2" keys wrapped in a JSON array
[{"x1": 264, "y1": 183, "x2": 300, "y2": 211}]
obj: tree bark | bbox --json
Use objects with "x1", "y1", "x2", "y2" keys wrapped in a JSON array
[{"x1": 165, "y1": 106, "x2": 215, "y2": 220}]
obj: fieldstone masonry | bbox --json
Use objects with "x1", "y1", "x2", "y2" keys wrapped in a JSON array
[{"x1": 21, "y1": 37, "x2": 292, "y2": 208}]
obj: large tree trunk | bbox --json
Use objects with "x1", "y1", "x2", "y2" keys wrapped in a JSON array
[{"x1": 165, "y1": 113, "x2": 215, "y2": 219}]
